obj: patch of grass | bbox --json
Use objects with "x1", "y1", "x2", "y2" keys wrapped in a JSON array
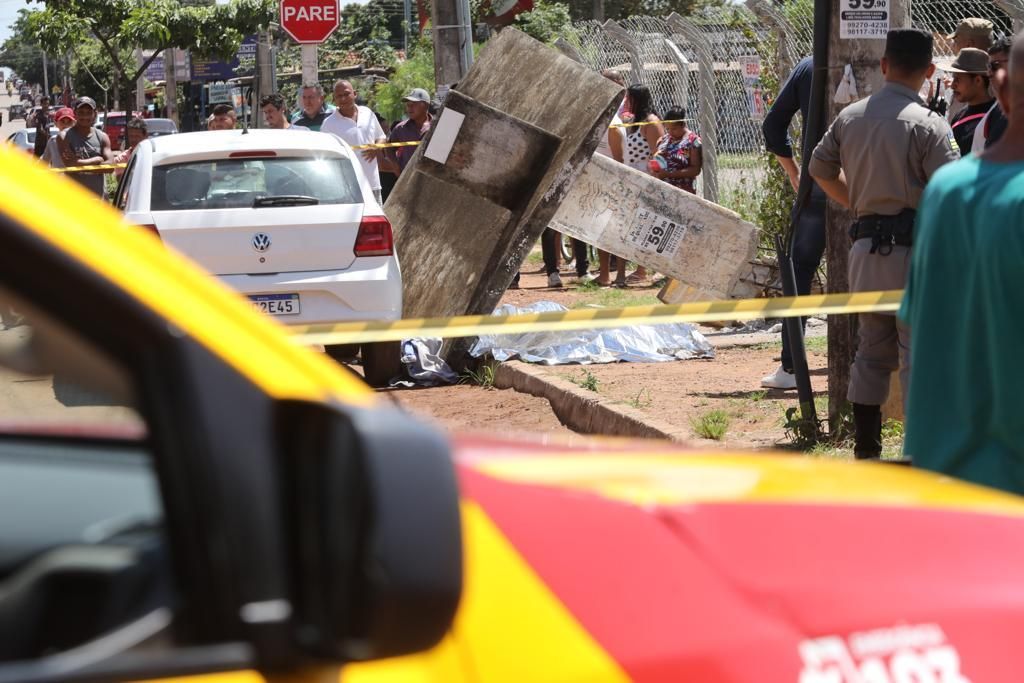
[
  {"x1": 750, "y1": 389, "x2": 768, "y2": 402},
  {"x1": 459, "y1": 365, "x2": 495, "y2": 389},
  {"x1": 804, "y1": 335, "x2": 827, "y2": 353},
  {"x1": 568, "y1": 369, "x2": 600, "y2": 392},
  {"x1": 524, "y1": 249, "x2": 544, "y2": 266},
  {"x1": 882, "y1": 418, "x2": 904, "y2": 441},
  {"x1": 625, "y1": 388, "x2": 652, "y2": 409},
  {"x1": 692, "y1": 409, "x2": 730, "y2": 440},
  {"x1": 570, "y1": 287, "x2": 662, "y2": 310},
  {"x1": 718, "y1": 152, "x2": 761, "y2": 170}
]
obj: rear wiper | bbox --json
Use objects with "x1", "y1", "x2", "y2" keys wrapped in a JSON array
[{"x1": 253, "y1": 195, "x2": 319, "y2": 207}]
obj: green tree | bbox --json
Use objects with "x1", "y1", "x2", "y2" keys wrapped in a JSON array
[
  {"x1": 24, "y1": 0, "x2": 276, "y2": 109},
  {"x1": 372, "y1": 37, "x2": 434, "y2": 121},
  {"x1": 512, "y1": 0, "x2": 572, "y2": 44}
]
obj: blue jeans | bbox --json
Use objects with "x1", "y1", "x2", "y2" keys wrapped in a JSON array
[{"x1": 780, "y1": 187, "x2": 827, "y2": 372}]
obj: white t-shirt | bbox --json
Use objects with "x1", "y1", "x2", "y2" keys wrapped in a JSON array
[
  {"x1": 971, "y1": 102, "x2": 998, "y2": 154},
  {"x1": 320, "y1": 105, "x2": 385, "y2": 190},
  {"x1": 595, "y1": 114, "x2": 625, "y2": 159}
]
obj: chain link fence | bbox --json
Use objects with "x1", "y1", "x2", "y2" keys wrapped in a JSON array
[{"x1": 560, "y1": 0, "x2": 1024, "y2": 235}]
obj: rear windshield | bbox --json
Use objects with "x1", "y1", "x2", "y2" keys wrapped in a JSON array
[{"x1": 150, "y1": 156, "x2": 363, "y2": 211}]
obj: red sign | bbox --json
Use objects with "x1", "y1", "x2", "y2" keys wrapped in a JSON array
[{"x1": 280, "y1": 0, "x2": 340, "y2": 44}]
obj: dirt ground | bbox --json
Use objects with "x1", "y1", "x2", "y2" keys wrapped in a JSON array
[
  {"x1": 357, "y1": 253, "x2": 900, "y2": 458},
  {"x1": 547, "y1": 340, "x2": 828, "y2": 450},
  {"x1": 383, "y1": 383, "x2": 579, "y2": 439}
]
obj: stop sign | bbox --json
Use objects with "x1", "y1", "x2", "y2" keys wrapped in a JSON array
[{"x1": 280, "y1": 0, "x2": 340, "y2": 44}]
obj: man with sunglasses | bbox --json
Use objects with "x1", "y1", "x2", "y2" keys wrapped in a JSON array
[{"x1": 971, "y1": 37, "x2": 1011, "y2": 153}]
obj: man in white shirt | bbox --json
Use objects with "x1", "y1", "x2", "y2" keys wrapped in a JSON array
[{"x1": 320, "y1": 79, "x2": 387, "y2": 203}]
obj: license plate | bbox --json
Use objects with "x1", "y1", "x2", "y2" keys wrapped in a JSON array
[{"x1": 249, "y1": 293, "x2": 300, "y2": 316}]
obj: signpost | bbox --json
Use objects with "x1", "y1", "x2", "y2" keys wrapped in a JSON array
[{"x1": 280, "y1": 0, "x2": 341, "y2": 87}]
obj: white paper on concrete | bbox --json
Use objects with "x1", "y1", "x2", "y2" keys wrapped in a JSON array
[
  {"x1": 839, "y1": 0, "x2": 889, "y2": 39},
  {"x1": 424, "y1": 108, "x2": 465, "y2": 165},
  {"x1": 548, "y1": 154, "x2": 760, "y2": 302}
]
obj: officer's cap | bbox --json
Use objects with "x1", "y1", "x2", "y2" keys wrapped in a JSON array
[{"x1": 884, "y1": 29, "x2": 934, "y2": 61}]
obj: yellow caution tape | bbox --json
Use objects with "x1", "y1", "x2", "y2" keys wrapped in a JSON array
[
  {"x1": 610, "y1": 118, "x2": 690, "y2": 128},
  {"x1": 49, "y1": 121, "x2": 682, "y2": 165},
  {"x1": 54, "y1": 163, "x2": 126, "y2": 174},
  {"x1": 290, "y1": 290, "x2": 903, "y2": 346},
  {"x1": 352, "y1": 141, "x2": 423, "y2": 150}
]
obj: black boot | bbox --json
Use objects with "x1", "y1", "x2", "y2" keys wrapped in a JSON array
[{"x1": 852, "y1": 403, "x2": 882, "y2": 459}]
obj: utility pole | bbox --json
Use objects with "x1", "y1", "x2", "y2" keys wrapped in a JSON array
[
  {"x1": 404, "y1": 0, "x2": 412, "y2": 52},
  {"x1": 136, "y1": 48, "x2": 147, "y2": 114},
  {"x1": 255, "y1": 30, "x2": 275, "y2": 128},
  {"x1": 42, "y1": 52, "x2": 49, "y2": 98},
  {"x1": 165, "y1": 48, "x2": 179, "y2": 126},
  {"x1": 824, "y1": 0, "x2": 910, "y2": 430},
  {"x1": 430, "y1": 0, "x2": 472, "y2": 90},
  {"x1": 301, "y1": 44, "x2": 317, "y2": 89}
]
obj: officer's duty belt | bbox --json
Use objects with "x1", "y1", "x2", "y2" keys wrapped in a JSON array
[{"x1": 850, "y1": 209, "x2": 916, "y2": 255}]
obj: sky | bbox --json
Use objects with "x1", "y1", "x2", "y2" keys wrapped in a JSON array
[{"x1": 0, "y1": 0, "x2": 27, "y2": 47}]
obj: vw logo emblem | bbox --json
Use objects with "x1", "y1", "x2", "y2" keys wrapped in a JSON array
[{"x1": 252, "y1": 232, "x2": 271, "y2": 252}]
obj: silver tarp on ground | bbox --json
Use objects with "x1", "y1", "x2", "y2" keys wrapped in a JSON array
[{"x1": 469, "y1": 301, "x2": 715, "y2": 365}]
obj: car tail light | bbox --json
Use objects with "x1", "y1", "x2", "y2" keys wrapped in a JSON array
[
  {"x1": 354, "y1": 216, "x2": 393, "y2": 257},
  {"x1": 137, "y1": 224, "x2": 162, "y2": 241}
]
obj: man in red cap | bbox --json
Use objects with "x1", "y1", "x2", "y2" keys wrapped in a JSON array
[{"x1": 44, "y1": 107, "x2": 76, "y2": 167}]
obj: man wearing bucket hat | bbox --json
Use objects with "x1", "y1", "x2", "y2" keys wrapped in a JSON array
[{"x1": 939, "y1": 47, "x2": 996, "y2": 154}]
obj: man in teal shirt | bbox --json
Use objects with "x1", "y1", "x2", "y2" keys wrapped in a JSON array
[{"x1": 902, "y1": 34, "x2": 1024, "y2": 494}]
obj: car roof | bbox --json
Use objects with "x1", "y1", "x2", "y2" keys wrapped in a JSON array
[{"x1": 147, "y1": 129, "x2": 351, "y2": 165}]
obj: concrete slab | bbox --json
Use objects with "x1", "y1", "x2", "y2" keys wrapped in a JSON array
[
  {"x1": 386, "y1": 28, "x2": 623, "y2": 325},
  {"x1": 548, "y1": 154, "x2": 760, "y2": 302}
]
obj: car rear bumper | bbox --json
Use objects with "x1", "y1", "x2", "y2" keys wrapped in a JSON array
[{"x1": 219, "y1": 256, "x2": 402, "y2": 325}]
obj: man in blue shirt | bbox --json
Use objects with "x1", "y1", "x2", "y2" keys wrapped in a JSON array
[
  {"x1": 290, "y1": 82, "x2": 335, "y2": 131},
  {"x1": 901, "y1": 34, "x2": 1024, "y2": 493},
  {"x1": 760, "y1": 57, "x2": 829, "y2": 390}
]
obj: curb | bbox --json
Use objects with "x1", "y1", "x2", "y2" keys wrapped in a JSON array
[{"x1": 489, "y1": 360, "x2": 690, "y2": 442}]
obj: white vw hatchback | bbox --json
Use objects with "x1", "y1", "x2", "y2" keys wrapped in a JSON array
[{"x1": 115, "y1": 129, "x2": 401, "y2": 385}]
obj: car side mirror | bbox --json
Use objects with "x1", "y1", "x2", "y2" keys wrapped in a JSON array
[{"x1": 282, "y1": 401, "x2": 462, "y2": 662}]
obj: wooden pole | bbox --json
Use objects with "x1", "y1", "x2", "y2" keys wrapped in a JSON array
[{"x1": 825, "y1": 0, "x2": 909, "y2": 432}]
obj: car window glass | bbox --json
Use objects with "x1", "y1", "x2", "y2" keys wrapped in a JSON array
[
  {"x1": 151, "y1": 157, "x2": 363, "y2": 211},
  {"x1": 0, "y1": 288, "x2": 165, "y2": 666},
  {"x1": 0, "y1": 286, "x2": 145, "y2": 435}
]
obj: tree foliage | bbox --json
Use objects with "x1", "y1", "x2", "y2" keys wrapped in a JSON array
[
  {"x1": 511, "y1": 0, "x2": 572, "y2": 44},
  {"x1": 22, "y1": 0, "x2": 275, "y2": 106},
  {"x1": 372, "y1": 37, "x2": 435, "y2": 122}
]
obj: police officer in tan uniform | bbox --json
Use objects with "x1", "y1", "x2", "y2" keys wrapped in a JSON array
[{"x1": 810, "y1": 29, "x2": 959, "y2": 459}]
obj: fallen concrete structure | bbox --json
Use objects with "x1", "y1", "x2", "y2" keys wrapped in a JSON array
[
  {"x1": 548, "y1": 154, "x2": 760, "y2": 302},
  {"x1": 386, "y1": 29, "x2": 623, "y2": 323}
]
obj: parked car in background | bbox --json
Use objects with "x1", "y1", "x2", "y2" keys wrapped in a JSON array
[
  {"x1": 115, "y1": 128, "x2": 402, "y2": 385},
  {"x1": 143, "y1": 117, "x2": 178, "y2": 139},
  {"x1": 5, "y1": 127, "x2": 58, "y2": 154},
  {"x1": 103, "y1": 110, "x2": 144, "y2": 150},
  {"x1": 7, "y1": 103, "x2": 25, "y2": 120}
]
